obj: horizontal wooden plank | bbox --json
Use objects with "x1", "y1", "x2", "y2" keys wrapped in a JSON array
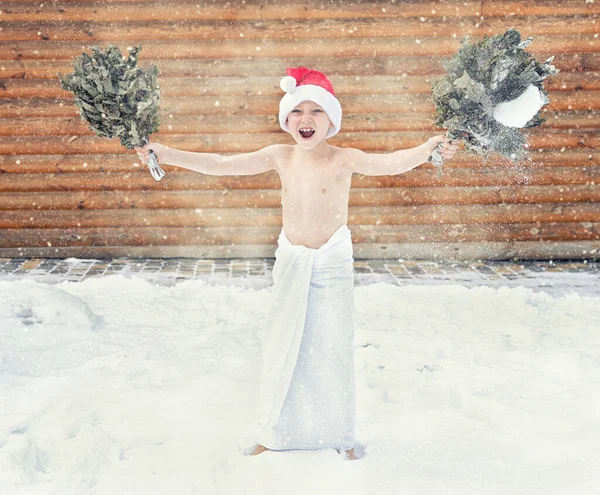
[
  {"x1": 2, "y1": 15, "x2": 599, "y2": 43},
  {"x1": 2, "y1": 37, "x2": 468, "y2": 60},
  {"x1": 346, "y1": 239, "x2": 600, "y2": 261},
  {"x1": 1, "y1": 221, "x2": 598, "y2": 249},
  {"x1": 0, "y1": 2, "x2": 264, "y2": 22},
  {"x1": 0, "y1": 133, "x2": 279, "y2": 155},
  {"x1": 10, "y1": 74, "x2": 442, "y2": 98},
  {"x1": 2, "y1": 91, "x2": 596, "y2": 120},
  {"x1": 2, "y1": 240, "x2": 598, "y2": 261},
  {"x1": 0, "y1": 113, "x2": 439, "y2": 137},
  {"x1": 1, "y1": 130, "x2": 598, "y2": 156},
  {"x1": 2, "y1": 72, "x2": 597, "y2": 99},
  {"x1": 1, "y1": 95, "x2": 436, "y2": 118},
  {"x1": 2, "y1": 203, "x2": 599, "y2": 229},
  {"x1": 0, "y1": 207, "x2": 275, "y2": 229},
  {"x1": 0, "y1": 17, "x2": 493, "y2": 42},
  {"x1": 350, "y1": 222, "x2": 600, "y2": 243},
  {"x1": 3, "y1": 110, "x2": 598, "y2": 139},
  {"x1": 1, "y1": 185, "x2": 599, "y2": 211},
  {"x1": 2, "y1": 34, "x2": 598, "y2": 61},
  {"x1": 483, "y1": 0, "x2": 600, "y2": 17},
  {"x1": 0, "y1": 1, "x2": 504, "y2": 23},
  {"x1": 2, "y1": 0, "x2": 598, "y2": 22},
  {"x1": 3, "y1": 149, "x2": 597, "y2": 175},
  {"x1": 2, "y1": 52, "x2": 593, "y2": 80},
  {"x1": 288, "y1": 0, "x2": 600, "y2": 18},
  {"x1": 1, "y1": 166, "x2": 599, "y2": 193},
  {"x1": 5, "y1": 56, "x2": 453, "y2": 80},
  {"x1": 348, "y1": 203, "x2": 600, "y2": 226}
]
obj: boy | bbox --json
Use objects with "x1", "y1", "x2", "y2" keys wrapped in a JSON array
[{"x1": 135, "y1": 67, "x2": 458, "y2": 461}]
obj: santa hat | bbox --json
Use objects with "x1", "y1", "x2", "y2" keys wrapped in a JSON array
[{"x1": 279, "y1": 67, "x2": 342, "y2": 139}]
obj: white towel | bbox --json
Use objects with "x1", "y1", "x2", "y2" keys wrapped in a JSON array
[{"x1": 256, "y1": 224, "x2": 356, "y2": 451}]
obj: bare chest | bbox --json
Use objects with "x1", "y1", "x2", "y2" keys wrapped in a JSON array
[
  {"x1": 280, "y1": 164, "x2": 350, "y2": 201},
  {"x1": 276, "y1": 149, "x2": 353, "y2": 248}
]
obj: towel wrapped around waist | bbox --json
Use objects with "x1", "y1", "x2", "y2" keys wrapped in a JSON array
[{"x1": 256, "y1": 224, "x2": 355, "y2": 451}]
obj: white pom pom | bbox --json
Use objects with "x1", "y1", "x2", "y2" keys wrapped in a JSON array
[{"x1": 280, "y1": 76, "x2": 297, "y2": 93}]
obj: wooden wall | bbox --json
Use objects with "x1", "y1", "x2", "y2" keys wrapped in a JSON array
[{"x1": 1, "y1": 0, "x2": 599, "y2": 260}]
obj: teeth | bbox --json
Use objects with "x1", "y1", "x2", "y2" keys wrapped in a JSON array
[{"x1": 299, "y1": 128, "x2": 314, "y2": 132}]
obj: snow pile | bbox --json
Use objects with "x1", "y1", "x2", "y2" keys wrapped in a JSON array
[
  {"x1": 1, "y1": 280, "x2": 102, "y2": 377},
  {"x1": 0, "y1": 276, "x2": 599, "y2": 494}
]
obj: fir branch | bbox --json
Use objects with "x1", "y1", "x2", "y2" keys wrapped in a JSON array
[
  {"x1": 431, "y1": 28, "x2": 559, "y2": 164},
  {"x1": 59, "y1": 44, "x2": 161, "y2": 150}
]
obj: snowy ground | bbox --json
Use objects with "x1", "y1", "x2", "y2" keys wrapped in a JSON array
[{"x1": 1, "y1": 274, "x2": 599, "y2": 494}]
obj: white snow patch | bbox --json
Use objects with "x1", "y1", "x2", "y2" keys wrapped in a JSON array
[
  {"x1": 0, "y1": 276, "x2": 599, "y2": 494},
  {"x1": 492, "y1": 84, "x2": 545, "y2": 128}
]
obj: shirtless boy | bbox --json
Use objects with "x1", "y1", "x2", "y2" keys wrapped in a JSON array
[{"x1": 135, "y1": 67, "x2": 458, "y2": 461}]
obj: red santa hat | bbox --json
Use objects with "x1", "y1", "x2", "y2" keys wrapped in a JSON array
[{"x1": 279, "y1": 67, "x2": 342, "y2": 139}]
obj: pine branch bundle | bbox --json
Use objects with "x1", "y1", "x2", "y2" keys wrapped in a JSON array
[
  {"x1": 431, "y1": 28, "x2": 559, "y2": 166},
  {"x1": 59, "y1": 44, "x2": 161, "y2": 151}
]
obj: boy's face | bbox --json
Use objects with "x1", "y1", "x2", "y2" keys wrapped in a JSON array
[{"x1": 285, "y1": 100, "x2": 334, "y2": 148}]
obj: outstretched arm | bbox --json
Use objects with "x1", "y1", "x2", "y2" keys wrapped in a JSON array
[
  {"x1": 345, "y1": 135, "x2": 458, "y2": 176},
  {"x1": 134, "y1": 142, "x2": 280, "y2": 176}
]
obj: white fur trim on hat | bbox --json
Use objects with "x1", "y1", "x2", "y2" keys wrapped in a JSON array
[{"x1": 279, "y1": 84, "x2": 342, "y2": 139}]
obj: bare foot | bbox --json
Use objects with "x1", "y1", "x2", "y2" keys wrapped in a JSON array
[
  {"x1": 249, "y1": 444, "x2": 270, "y2": 456},
  {"x1": 337, "y1": 448, "x2": 358, "y2": 460}
]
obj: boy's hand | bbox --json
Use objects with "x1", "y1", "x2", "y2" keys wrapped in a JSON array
[
  {"x1": 134, "y1": 142, "x2": 170, "y2": 165},
  {"x1": 425, "y1": 135, "x2": 459, "y2": 160}
]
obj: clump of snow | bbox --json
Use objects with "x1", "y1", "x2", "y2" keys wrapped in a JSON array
[
  {"x1": 492, "y1": 84, "x2": 545, "y2": 127},
  {"x1": 0, "y1": 276, "x2": 599, "y2": 494}
]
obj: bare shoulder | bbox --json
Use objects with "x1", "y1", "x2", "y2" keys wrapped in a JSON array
[
  {"x1": 268, "y1": 143, "x2": 293, "y2": 160},
  {"x1": 338, "y1": 146, "x2": 366, "y2": 174},
  {"x1": 268, "y1": 144, "x2": 293, "y2": 171}
]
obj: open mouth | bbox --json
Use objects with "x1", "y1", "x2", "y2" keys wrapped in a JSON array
[{"x1": 298, "y1": 127, "x2": 316, "y2": 139}]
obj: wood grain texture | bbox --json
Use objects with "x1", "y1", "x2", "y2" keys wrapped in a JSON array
[
  {"x1": 3, "y1": 53, "x2": 600, "y2": 79},
  {"x1": 2, "y1": 72, "x2": 600, "y2": 100},
  {"x1": 1, "y1": 0, "x2": 599, "y2": 259},
  {"x1": 2, "y1": 185, "x2": 600, "y2": 212}
]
